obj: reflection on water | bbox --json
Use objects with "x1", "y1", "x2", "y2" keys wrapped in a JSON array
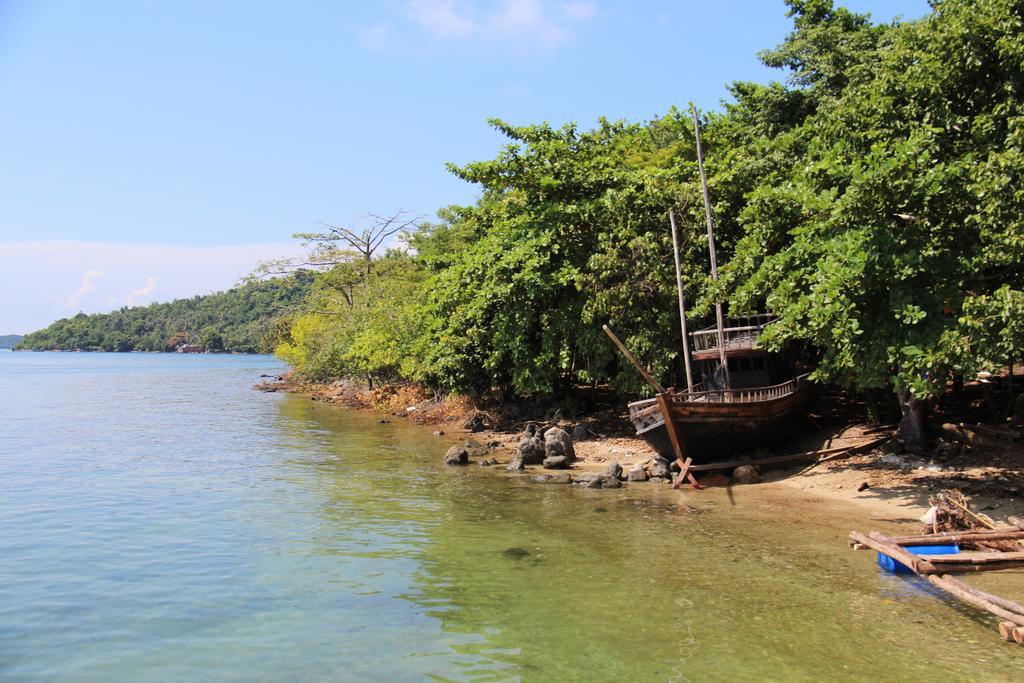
[{"x1": 1, "y1": 353, "x2": 1022, "y2": 681}]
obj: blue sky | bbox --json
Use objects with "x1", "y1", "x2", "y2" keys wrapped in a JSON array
[{"x1": 0, "y1": 0, "x2": 930, "y2": 333}]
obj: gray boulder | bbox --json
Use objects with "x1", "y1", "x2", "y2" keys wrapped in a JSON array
[
  {"x1": 627, "y1": 464, "x2": 648, "y2": 482},
  {"x1": 517, "y1": 425, "x2": 546, "y2": 465},
  {"x1": 544, "y1": 426, "x2": 576, "y2": 463},
  {"x1": 572, "y1": 424, "x2": 590, "y2": 442},
  {"x1": 645, "y1": 456, "x2": 672, "y2": 479},
  {"x1": 603, "y1": 460, "x2": 622, "y2": 480},
  {"x1": 507, "y1": 457, "x2": 525, "y2": 472},
  {"x1": 733, "y1": 464, "x2": 761, "y2": 485},
  {"x1": 443, "y1": 446, "x2": 469, "y2": 466}
]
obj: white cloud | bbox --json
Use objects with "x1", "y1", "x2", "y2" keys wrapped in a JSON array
[
  {"x1": 361, "y1": 0, "x2": 597, "y2": 53},
  {"x1": 406, "y1": 0, "x2": 476, "y2": 38},
  {"x1": 67, "y1": 269, "x2": 104, "y2": 307},
  {"x1": 0, "y1": 241, "x2": 305, "y2": 334},
  {"x1": 130, "y1": 276, "x2": 158, "y2": 298}
]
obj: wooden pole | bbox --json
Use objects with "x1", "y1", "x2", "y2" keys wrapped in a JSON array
[
  {"x1": 939, "y1": 574, "x2": 1024, "y2": 617},
  {"x1": 928, "y1": 574, "x2": 1024, "y2": 628},
  {"x1": 690, "y1": 104, "x2": 730, "y2": 391},
  {"x1": 890, "y1": 529, "x2": 1024, "y2": 546},
  {"x1": 602, "y1": 325, "x2": 666, "y2": 394},
  {"x1": 668, "y1": 210, "x2": 695, "y2": 393},
  {"x1": 848, "y1": 531, "x2": 930, "y2": 574}
]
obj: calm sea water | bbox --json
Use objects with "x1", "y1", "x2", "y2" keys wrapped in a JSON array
[{"x1": 1, "y1": 351, "x2": 1022, "y2": 681}]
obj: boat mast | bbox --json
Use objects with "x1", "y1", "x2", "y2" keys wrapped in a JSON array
[
  {"x1": 668, "y1": 209, "x2": 695, "y2": 393},
  {"x1": 690, "y1": 104, "x2": 731, "y2": 391}
]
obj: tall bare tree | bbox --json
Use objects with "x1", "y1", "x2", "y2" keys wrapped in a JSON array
[{"x1": 294, "y1": 210, "x2": 422, "y2": 279}]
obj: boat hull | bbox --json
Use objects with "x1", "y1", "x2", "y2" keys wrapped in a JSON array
[{"x1": 655, "y1": 379, "x2": 816, "y2": 465}]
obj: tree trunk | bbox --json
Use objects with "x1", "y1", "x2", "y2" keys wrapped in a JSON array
[{"x1": 896, "y1": 387, "x2": 928, "y2": 453}]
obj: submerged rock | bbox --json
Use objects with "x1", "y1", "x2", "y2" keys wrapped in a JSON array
[
  {"x1": 543, "y1": 455, "x2": 569, "y2": 469},
  {"x1": 442, "y1": 446, "x2": 469, "y2": 466},
  {"x1": 543, "y1": 426, "x2": 576, "y2": 463},
  {"x1": 732, "y1": 464, "x2": 761, "y2": 485},
  {"x1": 464, "y1": 438, "x2": 489, "y2": 459},
  {"x1": 534, "y1": 472, "x2": 572, "y2": 484},
  {"x1": 507, "y1": 458, "x2": 525, "y2": 472}
]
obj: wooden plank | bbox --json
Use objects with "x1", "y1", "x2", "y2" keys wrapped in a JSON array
[{"x1": 916, "y1": 551, "x2": 1024, "y2": 564}]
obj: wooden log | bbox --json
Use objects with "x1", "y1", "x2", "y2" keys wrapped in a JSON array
[
  {"x1": 869, "y1": 531, "x2": 939, "y2": 573},
  {"x1": 928, "y1": 574, "x2": 1024, "y2": 628},
  {"x1": 689, "y1": 436, "x2": 890, "y2": 473},
  {"x1": 940, "y1": 575, "x2": 1024, "y2": 617},
  {"x1": 849, "y1": 531, "x2": 929, "y2": 574},
  {"x1": 1008, "y1": 516, "x2": 1024, "y2": 532},
  {"x1": 1015, "y1": 627, "x2": 1024, "y2": 645},
  {"x1": 930, "y1": 560, "x2": 1024, "y2": 573},
  {"x1": 999, "y1": 621, "x2": 1017, "y2": 641},
  {"x1": 940, "y1": 422, "x2": 1017, "y2": 451},
  {"x1": 972, "y1": 423, "x2": 1019, "y2": 440},
  {"x1": 889, "y1": 529, "x2": 1024, "y2": 546}
]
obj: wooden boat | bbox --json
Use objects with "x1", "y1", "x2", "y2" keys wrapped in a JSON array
[
  {"x1": 621, "y1": 105, "x2": 815, "y2": 467},
  {"x1": 627, "y1": 315, "x2": 815, "y2": 463}
]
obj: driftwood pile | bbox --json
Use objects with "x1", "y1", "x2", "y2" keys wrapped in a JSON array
[{"x1": 850, "y1": 492, "x2": 1024, "y2": 643}]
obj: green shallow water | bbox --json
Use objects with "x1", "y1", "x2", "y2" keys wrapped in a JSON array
[{"x1": 1, "y1": 351, "x2": 1022, "y2": 681}]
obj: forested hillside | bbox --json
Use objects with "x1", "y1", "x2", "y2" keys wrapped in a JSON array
[
  {"x1": 17, "y1": 274, "x2": 312, "y2": 353},
  {"x1": 0, "y1": 335, "x2": 23, "y2": 349},
  {"x1": 274, "y1": 0, "x2": 1024, "y2": 447}
]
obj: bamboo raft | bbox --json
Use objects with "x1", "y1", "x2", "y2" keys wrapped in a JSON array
[{"x1": 850, "y1": 516, "x2": 1024, "y2": 642}]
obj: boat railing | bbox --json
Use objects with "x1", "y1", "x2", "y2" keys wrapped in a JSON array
[
  {"x1": 628, "y1": 381, "x2": 707, "y2": 429},
  {"x1": 690, "y1": 314, "x2": 775, "y2": 355},
  {"x1": 667, "y1": 373, "x2": 809, "y2": 405}
]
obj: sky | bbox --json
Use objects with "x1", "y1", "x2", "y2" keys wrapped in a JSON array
[{"x1": 0, "y1": 0, "x2": 930, "y2": 334}]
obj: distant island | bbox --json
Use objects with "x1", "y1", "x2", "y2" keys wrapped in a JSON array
[
  {"x1": 16, "y1": 273, "x2": 311, "y2": 353},
  {"x1": 0, "y1": 334, "x2": 24, "y2": 349}
]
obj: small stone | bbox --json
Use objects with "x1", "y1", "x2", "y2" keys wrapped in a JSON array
[
  {"x1": 732, "y1": 465, "x2": 761, "y2": 485},
  {"x1": 442, "y1": 446, "x2": 469, "y2": 466},
  {"x1": 857, "y1": 481, "x2": 870, "y2": 492},
  {"x1": 600, "y1": 475, "x2": 622, "y2": 489},
  {"x1": 432, "y1": 430, "x2": 445, "y2": 436},
  {"x1": 378, "y1": 419, "x2": 390, "y2": 424},
  {"x1": 507, "y1": 458, "x2": 525, "y2": 472}
]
